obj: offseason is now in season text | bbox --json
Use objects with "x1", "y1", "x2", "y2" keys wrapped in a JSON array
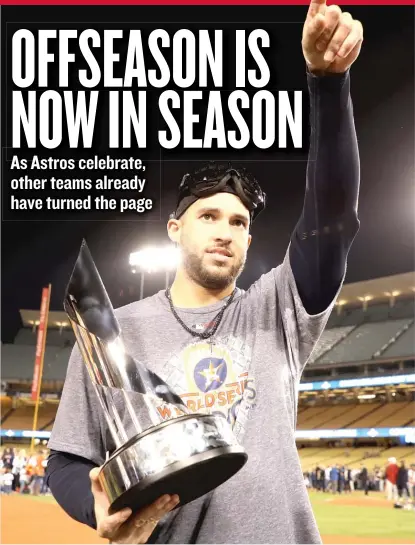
[{"x1": 11, "y1": 29, "x2": 304, "y2": 150}]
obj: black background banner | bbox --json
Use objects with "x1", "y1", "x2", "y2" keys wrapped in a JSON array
[{"x1": 2, "y1": 5, "x2": 313, "y2": 222}]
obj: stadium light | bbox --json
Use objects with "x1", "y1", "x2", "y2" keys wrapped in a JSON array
[
  {"x1": 335, "y1": 299, "x2": 347, "y2": 315},
  {"x1": 358, "y1": 295, "x2": 373, "y2": 311},
  {"x1": 129, "y1": 245, "x2": 181, "y2": 299},
  {"x1": 129, "y1": 245, "x2": 181, "y2": 273},
  {"x1": 384, "y1": 290, "x2": 401, "y2": 308},
  {"x1": 55, "y1": 321, "x2": 69, "y2": 333}
]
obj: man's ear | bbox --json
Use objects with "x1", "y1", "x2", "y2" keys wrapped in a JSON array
[
  {"x1": 247, "y1": 234, "x2": 252, "y2": 249},
  {"x1": 167, "y1": 218, "x2": 182, "y2": 244}
]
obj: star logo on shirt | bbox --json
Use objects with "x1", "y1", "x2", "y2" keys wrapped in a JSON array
[
  {"x1": 198, "y1": 360, "x2": 225, "y2": 390},
  {"x1": 193, "y1": 357, "x2": 228, "y2": 393}
]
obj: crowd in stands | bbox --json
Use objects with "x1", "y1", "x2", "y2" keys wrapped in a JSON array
[
  {"x1": 303, "y1": 457, "x2": 415, "y2": 505},
  {"x1": 2, "y1": 444, "x2": 414, "y2": 509},
  {"x1": 0, "y1": 447, "x2": 49, "y2": 495}
]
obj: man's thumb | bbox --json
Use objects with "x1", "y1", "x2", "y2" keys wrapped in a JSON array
[
  {"x1": 89, "y1": 467, "x2": 104, "y2": 496},
  {"x1": 90, "y1": 467, "x2": 101, "y2": 482}
]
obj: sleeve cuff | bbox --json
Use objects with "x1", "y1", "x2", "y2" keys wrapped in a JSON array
[{"x1": 306, "y1": 64, "x2": 350, "y2": 89}]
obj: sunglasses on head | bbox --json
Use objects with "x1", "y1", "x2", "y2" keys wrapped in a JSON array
[{"x1": 177, "y1": 163, "x2": 266, "y2": 221}]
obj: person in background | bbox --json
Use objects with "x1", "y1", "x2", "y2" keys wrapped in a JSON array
[
  {"x1": 374, "y1": 467, "x2": 383, "y2": 492},
  {"x1": 40, "y1": 452, "x2": 50, "y2": 494},
  {"x1": 338, "y1": 465, "x2": 346, "y2": 494},
  {"x1": 2, "y1": 447, "x2": 14, "y2": 470},
  {"x1": 310, "y1": 468, "x2": 317, "y2": 490},
  {"x1": 359, "y1": 464, "x2": 369, "y2": 495},
  {"x1": 325, "y1": 465, "x2": 332, "y2": 492},
  {"x1": 408, "y1": 463, "x2": 415, "y2": 501},
  {"x1": 31, "y1": 449, "x2": 46, "y2": 496},
  {"x1": 329, "y1": 464, "x2": 339, "y2": 494},
  {"x1": 19, "y1": 466, "x2": 29, "y2": 494},
  {"x1": 12, "y1": 449, "x2": 27, "y2": 492},
  {"x1": 2, "y1": 469, "x2": 14, "y2": 495},
  {"x1": 396, "y1": 462, "x2": 410, "y2": 505},
  {"x1": 344, "y1": 465, "x2": 351, "y2": 494},
  {"x1": 316, "y1": 466, "x2": 325, "y2": 492},
  {"x1": 351, "y1": 467, "x2": 360, "y2": 491},
  {"x1": 385, "y1": 457, "x2": 399, "y2": 502}
]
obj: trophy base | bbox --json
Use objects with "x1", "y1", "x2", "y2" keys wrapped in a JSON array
[{"x1": 99, "y1": 414, "x2": 247, "y2": 514}]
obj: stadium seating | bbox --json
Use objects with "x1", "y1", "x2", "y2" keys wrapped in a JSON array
[
  {"x1": 376, "y1": 401, "x2": 415, "y2": 427},
  {"x1": 297, "y1": 406, "x2": 351, "y2": 429},
  {"x1": 389, "y1": 299, "x2": 415, "y2": 320},
  {"x1": 316, "y1": 403, "x2": 380, "y2": 429},
  {"x1": 297, "y1": 407, "x2": 332, "y2": 429},
  {"x1": 346, "y1": 401, "x2": 412, "y2": 428},
  {"x1": 380, "y1": 322, "x2": 415, "y2": 358},
  {"x1": 2, "y1": 403, "x2": 57, "y2": 431},
  {"x1": 1, "y1": 396, "x2": 13, "y2": 424},
  {"x1": 309, "y1": 326, "x2": 356, "y2": 363},
  {"x1": 325, "y1": 297, "x2": 415, "y2": 328},
  {"x1": 297, "y1": 402, "x2": 413, "y2": 430},
  {"x1": 315, "y1": 319, "x2": 413, "y2": 364},
  {"x1": 1, "y1": 344, "x2": 72, "y2": 381}
]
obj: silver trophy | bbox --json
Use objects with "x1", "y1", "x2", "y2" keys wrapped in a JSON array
[{"x1": 64, "y1": 240, "x2": 247, "y2": 514}]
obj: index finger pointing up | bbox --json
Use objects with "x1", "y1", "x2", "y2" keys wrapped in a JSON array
[{"x1": 307, "y1": 0, "x2": 327, "y2": 19}]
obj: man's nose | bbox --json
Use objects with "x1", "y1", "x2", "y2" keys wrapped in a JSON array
[{"x1": 212, "y1": 221, "x2": 233, "y2": 243}]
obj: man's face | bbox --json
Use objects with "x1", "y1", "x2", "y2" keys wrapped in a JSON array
[{"x1": 169, "y1": 192, "x2": 252, "y2": 290}]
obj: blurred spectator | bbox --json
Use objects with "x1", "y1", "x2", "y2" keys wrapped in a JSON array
[
  {"x1": 316, "y1": 466, "x2": 325, "y2": 492},
  {"x1": 351, "y1": 467, "x2": 360, "y2": 491},
  {"x1": 325, "y1": 466, "x2": 331, "y2": 491},
  {"x1": 344, "y1": 466, "x2": 352, "y2": 493},
  {"x1": 12, "y1": 449, "x2": 27, "y2": 492},
  {"x1": 2, "y1": 469, "x2": 14, "y2": 495},
  {"x1": 385, "y1": 457, "x2": 399, "y2": 501},
  {"x1": 310, "y1": 468, "x2": 316, "y2": 489},
  {"x1": 31, "y1": 449, "x2": 47, "y2": 495},
  {"x1": 338, "y1": 466, "x2": 346, "y2": 494},
  {"x1": 408, "y1": 464, "x2": 415, "y2": 500},
  {"x1": 359, "y1": 464, "x2": 369, "y2": 495},
  {"x1": 329, "y1": 464, "x2": 339, "y2": 494},
  {"x1": 19, "y1": 467, "x2": 29, "y2": 493},
  {"x1": 397, "y1": 462, "x2": 410, "y2": 504},
  {"x1": 373, "y1": 467, "x2": 383, "y2": 492},
  {"x1": 2, "y1": 448, "x2": 14, "y2": 470},
  {"x1": 40, "y1": 453, "x2": 49, "y2": 494}
]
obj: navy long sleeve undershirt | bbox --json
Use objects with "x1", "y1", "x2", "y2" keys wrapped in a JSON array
[
  {"x1": 45, "y1": 69, "x2": 360, "y2": 529},
  {"x1": 289, "y1": 68, "x2": 360, "y2": 314}
]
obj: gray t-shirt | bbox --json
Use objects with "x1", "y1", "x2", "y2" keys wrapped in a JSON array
[{"x1": 49, "y1": 248, "x2": 340, "y2": 543}]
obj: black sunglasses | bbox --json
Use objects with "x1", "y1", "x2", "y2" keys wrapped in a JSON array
[{"x1": 177, "y1": 164, "x2": 266, "y2": 221}]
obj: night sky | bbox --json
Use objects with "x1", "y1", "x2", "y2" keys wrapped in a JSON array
[{"x1": 1, "y1": 6, "x2": 414, "y2": 343}]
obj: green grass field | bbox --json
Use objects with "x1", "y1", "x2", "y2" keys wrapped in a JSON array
[{"x1": 309, "y1": 491, "x2": 415, "y2": 542}]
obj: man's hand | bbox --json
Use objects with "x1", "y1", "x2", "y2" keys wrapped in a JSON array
[
  {"x1": 90, "y1": 467, "x2": 179, "y2": 544},
  {"x1": 302, "y1": 0, "x2": 363, "y2": 74}
]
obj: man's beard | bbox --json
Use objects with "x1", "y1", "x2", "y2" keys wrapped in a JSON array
[{"x1": 181, "y1": 241, "x2": 246, "y2": 290}]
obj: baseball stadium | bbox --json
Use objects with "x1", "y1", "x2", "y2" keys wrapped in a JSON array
[{"x1": 1, "y1": 271, "x2": 414, "y2": 544}]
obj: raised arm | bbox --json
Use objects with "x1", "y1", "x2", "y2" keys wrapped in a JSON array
[{"x1": 290, "y1": 0, "x2": 363, "y2": 314}]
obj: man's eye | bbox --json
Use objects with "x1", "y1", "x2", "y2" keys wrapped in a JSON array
[
  {"x1": 233, "y1": 220, "x2": 246, "y2": 228},
  {"x1": 202, "y1": 214, "x2": 213, "y2": 220}
]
